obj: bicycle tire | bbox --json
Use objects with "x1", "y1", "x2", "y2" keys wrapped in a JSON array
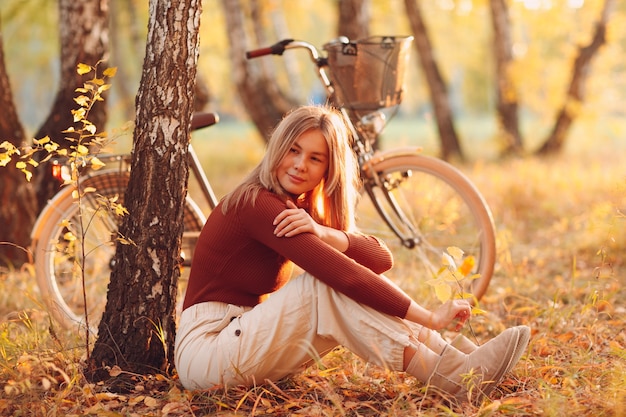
[
  {"x1": 31, "y1": 170, "x2": 205, "y2": 332},
  {"x1": 357, "y1": 152, "x2": 496, "y2": 302}
]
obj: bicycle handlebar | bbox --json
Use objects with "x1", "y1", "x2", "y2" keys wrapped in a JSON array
[
  {"x1": 246, "y1": 39, "x2": 294, "y2": 58},
  {"x1": 246, "y1": 39, "x2": 321, "y2": 61}
]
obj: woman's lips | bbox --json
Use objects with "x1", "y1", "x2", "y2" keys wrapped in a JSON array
[{"x1": 288, "y1": 174, "x2": 305, "y2": 184}]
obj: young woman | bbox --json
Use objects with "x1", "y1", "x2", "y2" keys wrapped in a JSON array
[{"x1": 175, "y1": 105, "x2": 530, "y2": 405}]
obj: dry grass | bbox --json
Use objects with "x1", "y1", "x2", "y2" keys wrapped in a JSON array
[{"x1": 0, "y1": 126, "x2": 624, "y2": 416}]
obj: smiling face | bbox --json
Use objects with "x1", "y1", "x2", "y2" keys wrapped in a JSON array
[{"x1": 276, "y1": 128, "x2": 329, "y2": 197}]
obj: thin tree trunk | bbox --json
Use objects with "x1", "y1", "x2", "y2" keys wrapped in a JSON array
[
  {"x1": 268, "y1": 7, "x2": 304, "y2": 101},
  {"x1": 490, "y1": 0, "x2": 523, "y2": 156},
  {"x1": 537, "y1": 0, "x2": 614, "y2": 155},
  {"x1": 338, "y1": 0, "x2": 370, "y2": 40},
  {"x1": 222, "y1": 0, "x2": 298, "y2": 141},
  {"x1": 403, "y1": 0, "x2": 464, "y2": 161},
  {"x1": 0, "y1": 28, "x2": 36, "y2": 267},
  {"x1": 88, "y1": 0, "x2": 202, "y2": 381},
  {"x1": 33, "y1": 0, "x2": 109, "y2": 213},
  {"x1": 109, "y1": 0, "x2": 139, "y2": 121}
]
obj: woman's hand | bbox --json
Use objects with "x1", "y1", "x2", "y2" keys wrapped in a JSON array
[
  {"x1": 273, "y1": 200, "x2": 349, "y2": 251},
  {"x1": 273, "y1": 200, "x2": 320, "y2": 238},
  {"x1": 405, "y1": 298, "x2": 471, "y2": 331},
  {"x1": 430, "y1": 299, "x2": 471, "y2": 331}
]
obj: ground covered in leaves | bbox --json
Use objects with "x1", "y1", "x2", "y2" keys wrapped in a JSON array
[{"x1": 1, "y1": 139, "x2": 625, "y2": 416}]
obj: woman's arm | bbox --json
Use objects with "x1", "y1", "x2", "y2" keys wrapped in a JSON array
[
  {"x1": 271, "y1": 197, "x2": 471, "y2": 331},
  {"x1": 273, "y1": 200, "x2": 393, "y2": 273},
  {"x1": 273, "y1": 200, "x2": 349, "y2": 251}
]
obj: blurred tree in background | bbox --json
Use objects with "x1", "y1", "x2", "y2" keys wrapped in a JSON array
[
  {"x1": 0, "y1": 25, "x2": 35, "y2": 267},
  {"x1": 32, "y1": 0, "x2": 109, "y2": 213}
]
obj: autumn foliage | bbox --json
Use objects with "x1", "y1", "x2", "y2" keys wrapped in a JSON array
[{"x1": 1, "y1": 127, "x2": 624, "y2": 415}]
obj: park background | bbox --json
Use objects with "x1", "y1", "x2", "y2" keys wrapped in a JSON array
[{"x1": 1, "y1": 0, "x2": 625, "y2": 415}]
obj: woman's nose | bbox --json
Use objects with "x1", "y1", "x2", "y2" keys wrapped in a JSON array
[{"x1": 293, "y1": 155, "x2": 306, "y2": 171}]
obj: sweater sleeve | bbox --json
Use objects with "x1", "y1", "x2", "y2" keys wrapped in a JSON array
[
  {"x1": 343, "y1": 232, "x2": 394, "y2": 274},
  {"x1": 241, "y1": 191, "x2": 412, "y2": 318}
]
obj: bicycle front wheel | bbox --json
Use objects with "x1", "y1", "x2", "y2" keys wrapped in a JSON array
[
  {"x1": 32, "y1": 170, "x2": 205, "y2": 332},
  {"x1": 357, "y1": 153, "x2": 496, "y2": 303}
]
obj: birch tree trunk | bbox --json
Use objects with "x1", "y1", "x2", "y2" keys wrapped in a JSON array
[{"x1": 88, "y1": 0, "x2": 202, "y2": 381}]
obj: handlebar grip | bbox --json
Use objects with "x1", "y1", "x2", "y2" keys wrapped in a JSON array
[
  {"x1": 245, "y1": 47, "x2": 273, "y2": 59},
  {"x1": 245, "y1": 39, "x2": 294, "y2": 59},
  {"x1": 191, "y1": 112, "x2": 219, "y2": 130}
]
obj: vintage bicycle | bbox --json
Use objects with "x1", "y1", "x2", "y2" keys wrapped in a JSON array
[{"x1": 31, "y1": 36, "x2": 496, "y2": 331}]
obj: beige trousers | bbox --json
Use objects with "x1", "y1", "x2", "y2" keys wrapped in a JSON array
[{"x1": 175, "y1": 272, "x2": 421, "y2": 390}]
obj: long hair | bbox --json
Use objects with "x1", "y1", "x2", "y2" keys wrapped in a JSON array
[{"x1": 221, "y1": 105, "x2": 360, "y2": 231}]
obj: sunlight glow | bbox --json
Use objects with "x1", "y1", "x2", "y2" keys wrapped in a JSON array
[
  {"x1": 437, "y1": 0, "x2": 586, "y2": 10},
  {"x1": 514, "y1": 0, "x2": 584, "y2": 9}
]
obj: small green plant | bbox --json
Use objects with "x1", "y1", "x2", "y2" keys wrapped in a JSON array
[{"x1": 1, "y1": 62, "x2": 125, "y2": 359}]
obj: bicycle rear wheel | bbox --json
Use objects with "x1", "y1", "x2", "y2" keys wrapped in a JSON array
[
  {"x1": 31, "y1": 170, "x2": 205, "y2": 332},
  {"x1": 357, "y1": 153, "x2": 496, "y2": 303}
]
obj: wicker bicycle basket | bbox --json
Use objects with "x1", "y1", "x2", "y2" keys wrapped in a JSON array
[{"x1": 323, "y1": 36, "x2": 413, "y2": 112}]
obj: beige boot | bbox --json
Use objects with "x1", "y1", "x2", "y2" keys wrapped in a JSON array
[
  {"x1": 451, "y1": 334, "x2": 478, "y2": 354},
  {"x1": 428, "y1": 325, "x2": 530, "y2": 405}
]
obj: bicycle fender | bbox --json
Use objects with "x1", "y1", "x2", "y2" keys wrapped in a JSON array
[{"x1": 361, "y1": 147, "x2": 423, "y2": 176}]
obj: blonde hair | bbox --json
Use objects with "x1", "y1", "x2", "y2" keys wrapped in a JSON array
[{"x1": 221, "y1": 105, "x2": 360, "y2": 231}]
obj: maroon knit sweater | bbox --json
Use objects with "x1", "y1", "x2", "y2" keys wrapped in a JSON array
[{"x1": 182, "y1": 189, "x2": 412, "y2": 318}]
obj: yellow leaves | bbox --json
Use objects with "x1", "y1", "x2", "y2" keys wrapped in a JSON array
[
  {"x1": 76, "y1": 63, "x2": 92, "y2": 75},
  {"x1": 459, "y1": 255, "x2": 475, "y2": 277},
  {"x1": 0, "y1": 153, "x2": 12, "y2": 167},
  {"x1": 84, "y1": 122, "x2": 97, "y2": 135},
  {"x1": 0, "y1": 140, "x2": 18, "y2": 151},
  {"x1": 446, "y1": 246, "x2": 464, "y2": 259},
  {"x1": 90, "y1": 156, "x2": 106, "y2": 170},
  {"x1": 103, "y1": 67, "x2": 117, "y2": 77},
  {"x1": 71, "y1": 107, "x2": 87, "y2": 123},
  {"x1": 74, "y1": 95, "x2": 90, "y2": 107},
  {"x1": 13, "y1": 160, "x2": 33, "y2": 181},
  {"x1": 432, "y1": 279, "x2": 452, "y2": 302},
  {"x1": 4, "y1": 62, "x2": 116, "y2": 185},
  {"x1": 75, "y1": 63, "x2": 116, "y2": 106},
  {"x1": 0, "y1": 141, "x2": 20, "y2": 167},
  {"x1": 75, "y1": 144, "x2": 89, "y2": 156},
  {"x1": 427, "y1": 247, "x2": 481, "y2": 304}
]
